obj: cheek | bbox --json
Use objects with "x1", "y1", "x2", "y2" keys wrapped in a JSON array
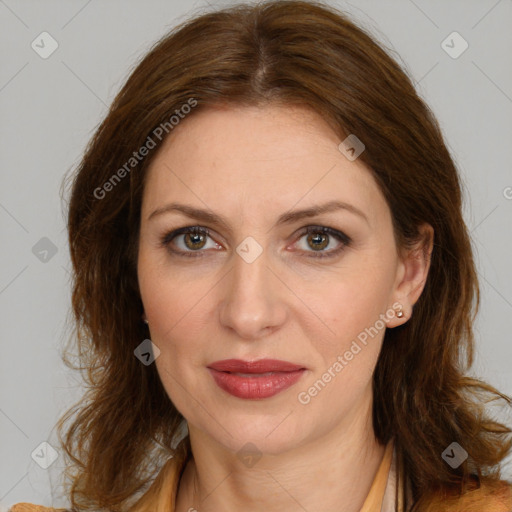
[
  {"x1": 141, "y1": 279, "x2": 209, "y2": 347},
  {"x1": 308, "y1": 284, "x2": 391, "y2": 407},
  {"x1": 138, "y1": 246, "x2": 205, "y2": 327},
  {"x1": 308, "y1": 255, "x2": 396, "y2": 393},
  {"x1": 137, "y1": 255, "x2": 215, "y2": 367},
  {"x1": 322, "y1": 255, "x2": 396, "y2": 337}
]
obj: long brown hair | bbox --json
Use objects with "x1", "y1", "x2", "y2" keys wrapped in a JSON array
[{"x1": 59, "y1": 0, "x2": 512, "y2": 510}]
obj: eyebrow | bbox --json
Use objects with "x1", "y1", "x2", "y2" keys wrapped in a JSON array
[{"x1": 147, "y1": 200, "x2": 369, "y2": 228}]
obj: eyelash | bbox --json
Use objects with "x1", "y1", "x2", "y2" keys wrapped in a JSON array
[{"x1": 159, "y1": 225, "x2": 352, "y2": 259}]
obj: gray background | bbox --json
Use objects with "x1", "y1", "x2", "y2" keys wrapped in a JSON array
[{"x1": 1, "y1": 0, "x2": 511, "y2": 509}]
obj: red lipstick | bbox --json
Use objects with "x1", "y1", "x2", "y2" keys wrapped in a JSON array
[{"x1": 207, "y1": 359, "x2": 306, "y2": 399}]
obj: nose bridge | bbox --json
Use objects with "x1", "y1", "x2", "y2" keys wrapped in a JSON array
[
  {"x1": 232, "y1": 238, "x2": 268, "y2": 293},
  {"x1": 219, "y1": 237, "x2": 285, "y2": 338}
]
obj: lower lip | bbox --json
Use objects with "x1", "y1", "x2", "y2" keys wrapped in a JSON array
[{"x1": 208, "y1": 368, "x2": 305, "y2": 399}]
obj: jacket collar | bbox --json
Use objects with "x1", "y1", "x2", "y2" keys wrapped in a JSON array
[{"x1": 133, "y1": 437, "x2": 410, "y2": 512}]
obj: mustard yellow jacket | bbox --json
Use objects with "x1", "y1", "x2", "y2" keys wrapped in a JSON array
[{"x1": 9, "y1": 439, "x2": 512, "y2": 512}]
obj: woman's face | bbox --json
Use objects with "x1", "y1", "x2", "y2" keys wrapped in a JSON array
[{"x1": 137, "y1": 104, "x2": 414, "y2": 455}]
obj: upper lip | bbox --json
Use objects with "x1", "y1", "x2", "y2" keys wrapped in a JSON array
[{"x1": 208, "y1": 359, "x2": 305, "y2": 373}]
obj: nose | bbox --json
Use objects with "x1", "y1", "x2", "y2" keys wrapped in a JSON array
[{"x1": 218, "y1": 245, "x2": 287, "y2": 341}]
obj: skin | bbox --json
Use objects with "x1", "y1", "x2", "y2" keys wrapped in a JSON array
[{"x1": 137, "y1": 104, "x2": 433, "y2": 512}]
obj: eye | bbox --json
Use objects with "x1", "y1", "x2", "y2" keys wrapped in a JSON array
[
  {"x1": 294, "y1": 226, "x2": 351, "y2": 258},
  {"x1": 160, "y1": 225, "x2": 351, "y2": 259},
  {"x1": 160, "y1": 226, "x2": 221, "y2": 257}
]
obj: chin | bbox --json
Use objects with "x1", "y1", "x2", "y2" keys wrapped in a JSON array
[{"x1": 202, "y1": 413, "x2": 312, "y2": 457}]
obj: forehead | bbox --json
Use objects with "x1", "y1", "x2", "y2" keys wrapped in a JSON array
[{"x1": 142, "y1": 104, "x2": 387, "y2": 229}]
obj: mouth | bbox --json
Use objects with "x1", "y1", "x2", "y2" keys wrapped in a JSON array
[
  {"x1": 207, "y1": 359, "x2": 306, "y2": 399},
  {"x1": 208, "y1": 358, "x2": 305, "y2": 373}
]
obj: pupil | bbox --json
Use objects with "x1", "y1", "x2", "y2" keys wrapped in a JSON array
[
  {"x1": 309, "y1": 233, "x2": 327, "y2": 250},
  {"x1": 187, "y1": 233, "x2": 205, "y2": 249}
]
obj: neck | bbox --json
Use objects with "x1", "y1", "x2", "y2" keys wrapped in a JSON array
[{"x1": 175, "y1": 390, "x2": 387, "y2": 512}]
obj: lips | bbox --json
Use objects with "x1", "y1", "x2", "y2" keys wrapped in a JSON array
[
  {"x1": 207, "y1": 359, "x2": 306, "y2": 399},
  {"x1": 208, "y1": 358, "x2": 304, "y2": 373}
]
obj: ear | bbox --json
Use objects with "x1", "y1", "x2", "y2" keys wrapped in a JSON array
[{"x1": 387, "y1": 223, "x2": 434, "y2": 327}]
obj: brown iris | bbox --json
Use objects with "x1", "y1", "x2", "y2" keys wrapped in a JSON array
[
  {"x1": 184, "y1": 232, "x2": 207, "y2": 250},
  {"x1": 307, "y1": 232, "x2": 329, "y2": 251}
]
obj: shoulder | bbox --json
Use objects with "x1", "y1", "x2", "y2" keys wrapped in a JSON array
[
  {"x1": 416, "y1": 478, "x2": 512, "y2": 512},
  {"x1": 9, "y1": 504, "x2": 68, "y2": 512}
]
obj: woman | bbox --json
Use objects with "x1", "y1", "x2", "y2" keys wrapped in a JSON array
[{"x1": 10, "y1": 1, "x2": 512, "y2": 511}]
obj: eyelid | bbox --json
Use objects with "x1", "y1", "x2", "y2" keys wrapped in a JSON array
[
  {"x1": 301, "y1": 225, "x2": 351, "y2": 245},
  {"x1": 291, "y1": 225, "x2": 351, "y2": 258},
  {"x1": 160, "y1": 226, "x2": 213, "y2": 247},
  {"x1": 159, "y1": 226, "x2": 219, "y2": 257},
  {"x1": 160, "y1": 224, "x2": 351, "y2": 258}
]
